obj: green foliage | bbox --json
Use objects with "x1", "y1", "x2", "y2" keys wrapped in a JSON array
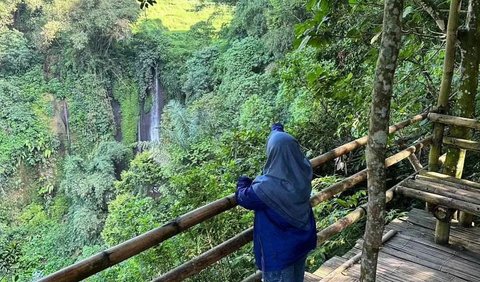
[
  {"x1": 114, "y1": 80, "x2": 140, "y2": 145},
  {"x1": 61, "y1": 141, "x2": 131, "y2": 210},
  {"x1": 308, "y1": 189, "x2": 367, "y2": 269},
  {"x1": 215, "y1": 37, "x2": 276, "y2": 115},
  {"x1": 238, "y1": 94, "x2": 275, "y2": 130},
  {"x1": 228, "y1": 0, "x2": 270, "y2": 38},
  {"x1": 102, "y1": 194, "x2": 162, "y2": 245},
  {"x1": 115, "y1": 152, "x2": 163, "y2": 195},
  {"x1": 0, "y1": 73, "x2": 55, "y2": 192},
  {"x1": 183, "y1": 46, "x2": 221, "y2": 102},
  {"x1": 0, "y1": 28, "x2": 36, "y2": 76},
  {"x1": 66, "y1": 74, "x2": 116, "y2": 153}
]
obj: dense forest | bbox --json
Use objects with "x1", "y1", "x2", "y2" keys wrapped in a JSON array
[{"x1": 0, "y1": 0, "x2": 477, "y2": 281}]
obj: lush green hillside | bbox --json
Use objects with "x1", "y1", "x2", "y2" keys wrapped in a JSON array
[
  {"x1": 0, "y1": 0, "x2": 466, "y2": 281},
  {"x1": 137, "y1": 0, "x2": 232, "y2": 31}
]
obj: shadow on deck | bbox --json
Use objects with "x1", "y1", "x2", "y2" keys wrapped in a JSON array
[{"x1": 306, "y1": 208, "x2": 480, "y2": 282}]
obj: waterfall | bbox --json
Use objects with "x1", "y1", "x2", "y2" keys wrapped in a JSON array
[{"x1": 149, "y1": 67, "x2": 161, "y2": 141}]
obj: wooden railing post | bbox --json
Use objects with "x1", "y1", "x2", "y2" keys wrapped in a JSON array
[
  {"x1": 428, "y1": 0, "x2": 462, "y2": 245},
  {"x1": 443, "y1": 0, "x2": 480, "y2": 227},
  {"x1": 428, "y1": 0, "x2": 461, "y2": 173}
]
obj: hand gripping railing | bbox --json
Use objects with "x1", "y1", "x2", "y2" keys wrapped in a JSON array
[{"x1": 39, "y1": 113, "x2": 427, "y2": 282}]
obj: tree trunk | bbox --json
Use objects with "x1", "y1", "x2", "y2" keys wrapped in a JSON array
[
  {"x1": 428, "y1": 0, "x2": 461, "y2": 173},
  {"x1": 443, "y1": 0, "x2": 480, "y2": 227},
  {"x1": 360, "y1": 0, "x2": 403, "y2": 281}
]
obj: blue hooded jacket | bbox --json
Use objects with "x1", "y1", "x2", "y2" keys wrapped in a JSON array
[{"x1": 235, "y1": 125, "x2": 317, "y2": 271}]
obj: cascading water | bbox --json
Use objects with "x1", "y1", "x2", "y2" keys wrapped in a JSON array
[
  {"x1": 137, "y1": 66, "x2": 164, "y2": 145},
  {"x1": 150, "y1": 67, "x2": 161, "y2": 141}
]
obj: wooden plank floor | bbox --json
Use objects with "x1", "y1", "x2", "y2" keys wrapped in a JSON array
[{"x1": 310, "y1": 208, "x2": 480, "y2": 282}]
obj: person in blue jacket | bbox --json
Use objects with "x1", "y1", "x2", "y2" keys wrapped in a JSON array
[{"x1": 235, "y1": 123, "x2": 316, "y2": 282}]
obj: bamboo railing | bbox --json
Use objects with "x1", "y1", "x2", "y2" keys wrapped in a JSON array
[
  {"x1": 39, "y1": 113, "x2": 427, "y2": 282},
  {"x1": 443, "y1": 136, "x2": 480, "y2": 151},
  {"x1": 240, "y1": 140, "x2": 430, "y2": 282},
  {"x1": 155, "y1": 138, "x2": 430, "y2": 282},
  {"x1": 428, "y1": 113, "x2": 480, "y2": 130}
]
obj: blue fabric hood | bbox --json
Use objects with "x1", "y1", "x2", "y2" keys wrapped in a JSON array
[{"x1": 252, "y1": 130, "x2": 313, "y2": 230}]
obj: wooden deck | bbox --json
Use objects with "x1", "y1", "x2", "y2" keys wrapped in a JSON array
[{"x1": 307, "y1": 208, "x2": 480, "y2": 282}]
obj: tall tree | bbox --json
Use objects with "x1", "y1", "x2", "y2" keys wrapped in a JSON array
[
  {"x1": 360, "y1": 0, "x2": 403, "y2": 281},
  {"x1": 443, "y1": 0, "x2": 480, "y2": 227}
]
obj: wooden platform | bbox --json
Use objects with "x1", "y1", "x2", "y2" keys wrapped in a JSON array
[{"x1": 309, "y1": 208, "x2": 480, "y2": 282}]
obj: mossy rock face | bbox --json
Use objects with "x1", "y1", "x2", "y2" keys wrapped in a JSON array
[{"x1": 114, "y1": 80, "x2": 140, "y2": 145}]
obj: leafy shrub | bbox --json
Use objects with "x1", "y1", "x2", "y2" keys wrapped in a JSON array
[{"x1": 0, "y1": 29, "x2": 36, "y2": 76}]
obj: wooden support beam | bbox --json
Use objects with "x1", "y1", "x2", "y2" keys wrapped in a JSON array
[
  {"x1": 428, "y1": 113, "x2": 480, "y2": 130},
  {"x1": 416, "y1": 175, "x2": 480, "y2": 194},
  {"x1": 395, "y1": 186, "x2": 480, "y2": 216},
  {"x1": 428, "y1": 0, "x2": 462, "y2": 173},
  {"x1": 419, "y1": 171, "x2": 480, "y2": 189},
  {"x1": 402, "y1": 179, "x2": 480, "y2": 205},
  {"x1": 443, "y1": 136, "x2": 480, "y2": 151},
  {"x1": 415, "y1": 177, "x2": 480, "y2": 195},
  {"x1": 407, "y1": 153, "x2": 423, "y2": 172}
]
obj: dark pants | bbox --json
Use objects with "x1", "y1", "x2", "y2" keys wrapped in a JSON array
[{"x1": 263, "y1": 256, "x2": 307, "y2": 282}]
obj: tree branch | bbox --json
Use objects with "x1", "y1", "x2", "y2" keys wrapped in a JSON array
[{"x1": 413, "y1": 0, "x2": 447, "y2": 33}]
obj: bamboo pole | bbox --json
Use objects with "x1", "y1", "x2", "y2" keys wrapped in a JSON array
[
  {"x1": 320, "y1": 230, "x2": 398, "y2": 282},
  {"x1": 154, "y1": 140, "x2": 430, "y2": 282},
  {"x1": 428, "y1": 0, "x2": 462, "y2": 173},
  {"x1": 40, "y1": 116, "x2": 427, "y2": 282},
  {"x1": 402, "y1": 179, "x2": 480, "y2": 205},
  {"x1": 418, "y1": 171, "x2": 480, "y2": 189},
  {"x1": 310, "y1": 113, "x2": 427, "y2": 168},
  {"x1": 311, "y1": 137, "x2": 429, "y2": 207},
  {"x1": 39, "y1": 195, "x2": 237, "y2": 282},
  {"x1": 317, "y1": 188, "x2": 395, "y2": 246},
  {"x1": 242, "y1": 271, "x2": 262, "y2": 282},
  {"x1": 443, "y1": 136, "x2": 480, "y2": 151},
  {"x1": 449, "y1": 0, "x2": 480, "y2": 227},
  {"x1": 395, "y1": 186, "x2": 480, "y2": 216},
  {"x1": 407, "y1": 153, "x2": 423, "y2": 172},
  {"x1": 153, "y1": 228, "x2": 253, "y2": 282},
  {"x1": 428, "y1": 0, "x2": 462, "y2": 245},
  {"x1": 414, "y1": 177, "x2": 480, "y2": 194},
  {"x1": 429, "y1": 113, "x2": 480, "y2": 130},
  {"x1": 415, "y1": 176, "x2": 480, "y2": 193}
]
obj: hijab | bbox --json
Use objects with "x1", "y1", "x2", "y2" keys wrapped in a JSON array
[{"x1": 252, "y1": 130, "x2": 313, "y2": 230}]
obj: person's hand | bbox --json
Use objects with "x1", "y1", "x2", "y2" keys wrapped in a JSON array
[
  {"x1": 271, "y1": 123, "x2": 284, "y2": 132},
  {"x1": 237, "y1": 176, "x2": 253, "y2": 189}
]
